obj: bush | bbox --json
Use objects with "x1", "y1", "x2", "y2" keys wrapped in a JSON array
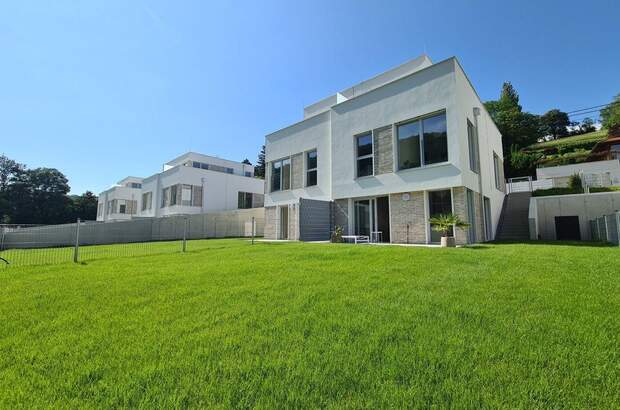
[
  {"x1": 590, "y1": 186, "x2": 620, "y2": 193},
  {"x1": 532, "y1": 187, "x2": 583, "y2": 197},
  {"x1": 568, "y1": 174, "x2": 582, "y2": 190},
  {"x1": 331, "y1": 225, "x2": 344, "y2": 243}
]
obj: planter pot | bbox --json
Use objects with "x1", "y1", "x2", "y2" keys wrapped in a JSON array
[{"x1": 440, "y1": 236, "x2": 456, "y2": 248}]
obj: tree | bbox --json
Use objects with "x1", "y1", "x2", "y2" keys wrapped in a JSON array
[
  {"x1": 579, "y1": 117, "x2": 596, "y2": 134},
  {"x1": 5, "y1": 167, "x2": 72, "y2": 224},
  {"x1": 70, "y1": 191, "x2": 98, "y2": 221},
  {"x1": 600, "y1": 94, "x2": 620, "y2": 135},
  {"x1": 254, "y1": 145, "x2": 266, "y2": 179},
  {"x1": 0, "y1": 154, "x2": 25, "y2": 190},
  {"x1": 541, "y1": 109, "x2": 570, "y2": 139},
  {"x1": 241, "y1": 158, "x2": 252, "y2": 165},
  {"x1": 484, "y1": 82, "x2": 544, "y2": 178}
]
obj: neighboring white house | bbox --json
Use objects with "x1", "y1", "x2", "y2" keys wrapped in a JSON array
[
  {"x1": 263, "y1": 55, "x2": 506, "y2": 244},
  {"x1": 97, "y1": 153, "x2": 264, "y2": 222},
  {"x1": 96, "y1": 177, "x2": 143, "y2": 222},
  {"x1": 536, "y1": 159, "x2": 620, "y2": 188}
]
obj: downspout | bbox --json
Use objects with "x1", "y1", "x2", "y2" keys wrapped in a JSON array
[{"x1": 473, "y1": 107, "x2": 487, "y2": 241}]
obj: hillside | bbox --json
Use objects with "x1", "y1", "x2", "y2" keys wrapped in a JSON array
[{"x1": 523, "y1": 129, "x2": 608, "y2": 168}]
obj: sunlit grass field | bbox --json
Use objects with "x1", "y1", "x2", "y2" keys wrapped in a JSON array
[{"x1": 1, "y1": 239, "x2": 619, "y2": 408}]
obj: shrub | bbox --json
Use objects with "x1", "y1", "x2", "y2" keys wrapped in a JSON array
[
  {"x1": 532, "y1": 187, "x2": 583, "y2": 197},
  {"x1": 568, "y1": 174, "x2": 583, "y2": 190},
  {"x1": 331, "y1": 225, "x2": 344, "y2": 243},
  {"x1": 429, "y1": 213, "x2": 469, "y2": 237}
]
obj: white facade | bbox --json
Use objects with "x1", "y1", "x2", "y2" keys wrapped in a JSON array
[
  {"x1": 264, "y1": 56, "x2": 506, "y2": 243},
  {"x1": 536, "y1": 160, "x2": 620, "y2": 188},
  {"x1": 97, "y1": 177, "x2": 143, "y2": 222},
  {"x1": 97, "y1": 153, "x2": 264, "y2": 222}
]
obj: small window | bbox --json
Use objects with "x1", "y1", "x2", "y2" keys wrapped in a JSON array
[
  {"x1": 271, "y1": 160, "x2": 282, "y2": 191},
  {"x1": 192, "y1": 186, "x2": 203, "y2": 207},
  {"x1": 119, "y1": 204, "x2": 126, "y2": 214},
  {"x1": 238, "y1": 192, "x2": 253, "y2": 209},
  {"x1": 245, "y1": 171, "x2": 252, "y2": 177},
  {"x1": 356, "y1": 133, "x2": 373, "y2": 178},
  {"x1": 467, "y1": 120, "x2": 480, "y2": 173},
  {"x1": 271, "y1": 158, "x2": 291, "y2": 192},
  {"x1": 181, "y1": 184, "x2": 193, "y2": 206},
  {"x1": 141, "y1": 192, "x2": 152, "y2": 211},
  {"x1": 493, "y1": 153, "x2": 504, "y2": 191},
  {"x1": 192, "y1": 161, "x2": 201, "y2": 168},
  {"x1": 306, "y1": 150, "x2": 317, "y2": 187}
]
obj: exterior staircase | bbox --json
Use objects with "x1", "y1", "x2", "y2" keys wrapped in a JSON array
[{"x1": 496, "y1": 192, "x2": 532, "y2": 241}]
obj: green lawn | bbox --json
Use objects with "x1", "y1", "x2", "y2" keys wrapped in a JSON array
[
  {"x1": 1, "y1": 239, "x2": 619, "y2": 408},
  {"x1": 527, "y1": 129, "x2": 608, "y2": 151}
]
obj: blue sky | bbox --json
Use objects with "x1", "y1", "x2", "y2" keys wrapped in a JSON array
[{"x1": 2, "y1": 0, "x2": 619, "y2": 194}]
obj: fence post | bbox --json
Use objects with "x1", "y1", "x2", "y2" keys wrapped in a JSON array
[
  {"x1": 182, "y1": 217, "x2": 188, "y2": 252},
  {"x1": 251, "y1": 217, "x2": 255, "y2": 245},
  {"x1": 616, "y1": 211, "x2": 620, "y2": 246},
  {"x1": 0, "y1": 226, "x2": 5, "y2": 252},
  {"x1": 73, "y1": 218, "x2": 81, "y2": 263}
]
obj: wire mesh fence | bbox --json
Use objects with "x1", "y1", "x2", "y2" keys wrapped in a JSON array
[
  {"x1": 590, "y1": 211, "x2": 620, "y2": 245},
  {"x1": 0, "y1": 209, "x2": 265, "y2": 268}
]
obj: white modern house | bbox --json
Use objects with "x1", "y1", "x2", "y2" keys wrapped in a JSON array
[
  {"x1": 96, "y1": 177, "x2": 143, "y2": 222},
  {"x1": 97, "y1": 152, "x2": 264, "y2": 222},
  {"x1": 263, "y1": 55, "x2": 506, "y2": 244}
]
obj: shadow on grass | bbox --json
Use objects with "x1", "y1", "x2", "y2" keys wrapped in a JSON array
[{"x1": 490, "y1": 240, "x2": 616, "y2": 248}]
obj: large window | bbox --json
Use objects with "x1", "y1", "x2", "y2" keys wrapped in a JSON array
[
  {"x1": 493, "y1": 153, "x2": 504, "y2": 191},
  {"x1": 141, "y1": 192, "x2": 152, "y2": 211},
  {"x1": 397, "y1": 111, "x2": 448, "y2": 170},
  {"x1": 238, "y1": 192, "x2": 253, "y2": 209},
  {"x1": 306, "y1": 150, "x2": 317, "y2": 187},
  {"x1": 356, "y1": 133, "x2": 373, "y2": 177},
  {"x1": 161, "y1": 185, "x2": 202, "y2": 208},
  {"x1": 467, "y1": 120, "x2": 480, "y2": 173},
  {"x1": 397, "y1": 121, "x2": 421, "y2": 169},
  {"x1": 271, "y1": 158, "x2": 291, "y2": 192}
]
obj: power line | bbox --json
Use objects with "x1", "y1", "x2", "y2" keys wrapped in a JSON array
[{"x1": 565, "y1": 100, "x2": 620, "y2": 114}]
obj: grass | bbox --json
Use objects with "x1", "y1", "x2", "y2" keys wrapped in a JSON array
[
  {"x1": 527, "y1": 129, "x2": 608, "y2": 151},
  {"x1": 1, "y1": 239, "x2": 619, "y2": 408}
]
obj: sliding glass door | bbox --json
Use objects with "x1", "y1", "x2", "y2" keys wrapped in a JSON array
[
  {"x1": 428, "y1": 190, "x2": 453, "y2": 243},
  {"x1": 354, "y1": 200, "x2": 372, "y2": 236}
]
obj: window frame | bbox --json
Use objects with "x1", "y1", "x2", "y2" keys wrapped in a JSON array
[
  {"x1": 467, "y1": 119, "x2": 480, "y2": 173},
  {"x1": 395, "y1": 110, "x2": 449, "y2": 172},
  {"x1": 270, "y1": 157, "x2": 292, "y2": 192},
  {"x1": 305, "y1": 149, "x2": 318, "y2": 187},
  {"x1": 355, "y1": 132, "x2": 374, "y2": 179},
  {"x1": 493, "y1": 152, "x2": 504, "y2": 192}
]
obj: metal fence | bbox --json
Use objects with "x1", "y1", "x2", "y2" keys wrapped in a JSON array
[
  {"x1": 590, "y1": 211, "x2": 620, "y2": 245},
  {"x1": 0, "y1": 209, "x2": 264, "y2": 268}
]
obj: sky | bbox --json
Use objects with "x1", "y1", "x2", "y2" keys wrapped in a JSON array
[{"x1": 1, "y1": 0, "x2": 619, "y2": 194}]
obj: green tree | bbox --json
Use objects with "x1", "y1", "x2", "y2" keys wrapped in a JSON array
[
  {"x1": 600, "y1": 94, "x2": 620, "y2": 134},
  {"x1": 241, "y1": 158, "x2": 252, "y2": 165},
  {"x1": 254, "y1": 145, "x2": 266, "y2": 179},
  {"x1": 6, "y1": 167, "x2": 72, "y2": 224},
  {"x1": 70, "y1": 191, "x2": 99, "y2": 221},
  {"x1": 579, "y1": 117, "x2": 596, "y2": 134},
  {"x1": 541, "y1": 109, "x2": 570, "y2": 139},
  {"x1": 484, "y1": 82, "x2": 544, "y2": 178}
]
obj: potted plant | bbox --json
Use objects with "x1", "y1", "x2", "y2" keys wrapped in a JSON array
[{"x1": 429, "y1": 213, "x2": 469, "y2": 247}]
